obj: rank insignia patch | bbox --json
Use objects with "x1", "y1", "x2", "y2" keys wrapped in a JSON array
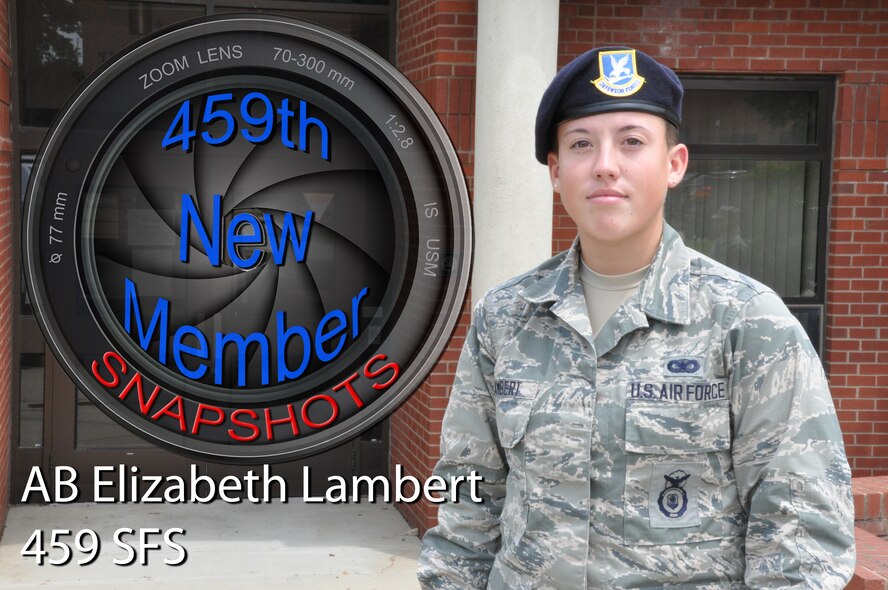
[
  {"x1": 664, "y1": 355, "x2": 704, "y2": 377},
  {"x1": 592, "y1": 49, "x2": 646, "y2": 97}
]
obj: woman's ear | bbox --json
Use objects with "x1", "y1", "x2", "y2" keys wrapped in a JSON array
[
  {"x1": 547, "y1": 152, "x2": 560, "y2": 192},
  {"x1": 666, "y1": 143, "x2": 688, "y2": 188}
]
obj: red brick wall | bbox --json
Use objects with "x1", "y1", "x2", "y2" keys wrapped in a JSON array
[
  {"x1": 393, "y1": 0, "x2": 888, "y2": 535},
  {"x1": 0, "y1": 0, "x2": 12, "y2": 528},
  {"x1": 852, "y1": 477, "x2": 888, "y2": 588},
  {"x1": 855, "y1": 476, "x2": 888, "y2": 538},
  {"x1": 554, "y1": 0, "x2": 888, "y2": 477},
  {"x1": 392, "y1": 0, "x2": 476, "y2": 534}
]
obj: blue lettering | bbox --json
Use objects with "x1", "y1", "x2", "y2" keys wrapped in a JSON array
[
  {"x1": 266, "y1": 210, "x2": 313, "y2": 265},
  {"x1": 299, "y1": 99, "x2": 330, "y2": 161},
  {"x1": 278, "y1": 99, "x2": 296, "y2": 149},
  {"x1": 315, "y1": 309, "x2": 347, "y2": 362},
  {"x1": 124, "y1": 278, "x2": 169, "y2": 363},
  {"x1": 181, "y1": 193, "x2": 313, "y2": 269},
  {"x1": 624, "y1": 381, "x2": 727, "y2": 403},
  {"x1": 215, "y1": 332, "x2": 269, "y2": 387},
  {"x1": 180, "y1": 193, "x2": 222, "y2": 265},
  {"x1": 495, "y1": 380, "x2": 527, "y2": 398},
  {"x1": 351, "y1": 287, "x2": 367, "y2": 337},
  {"x1": 227, "y1": 212, "x2": 264, "y2": 269},
  {"x1": 173, "y1": 325, "x2": 208, "y2": 379},
  {"x1": 121, "y1": 279, "x2": 366, "y2": 387},
  {"x1": 277, "y1": 312, "x2": 311, "y2": 382}
]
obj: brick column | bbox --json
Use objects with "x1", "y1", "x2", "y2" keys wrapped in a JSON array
[
  {"x1": 0, "y1": 0, "x2": 13, "y2": 529},
  {"x1": 391, "y1": 0, "x2": 477, "y2": 536}
]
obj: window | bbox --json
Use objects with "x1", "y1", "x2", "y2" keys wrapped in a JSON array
[
  {"x1": 17, "y1": 1, "x2": 206, "y2": 127},
  {"x1": 17, "y1": 1, "x2": 393, "y2": 128},
  {"x1": 665, "y1": 77, "x2": 834, "y2": 351}
]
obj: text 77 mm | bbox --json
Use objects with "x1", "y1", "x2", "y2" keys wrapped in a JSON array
[{"x1": 48, "y1": 192, "x2": 67, "y2": 264}]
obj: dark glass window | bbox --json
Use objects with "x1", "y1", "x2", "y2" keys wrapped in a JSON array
[
  {"x1": 213, "y1": 5, "x2": 391, "y2": 58},
  {"x1": 17, "y1": 1, "x2": 392, "y2": 128},
  {"x1": 665, "y1": 77, "x2": 834, "y2": 351},
  {"x1": 17, "y1": 1, "x2": 206, "y2": 127},
  {"x1": 19, "y1": 354, "x2": 44, "y2": 447},
  {"x1": 76, "y1": 390, "x2": 153, "y2": 448},
  {"x1": 667, "y1": 78, "x2": 833, "y2": 301},
  {"x1": 668, "y1": 159, "x2": 820, "y2": 298},
  {"x1": 682, "y1": 89, "x2": 819, "y2": 145}
]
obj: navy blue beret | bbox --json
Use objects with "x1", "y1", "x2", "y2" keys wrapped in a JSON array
[{"x1": 535, "y1": 47, "x2": 683, "y2": 163}]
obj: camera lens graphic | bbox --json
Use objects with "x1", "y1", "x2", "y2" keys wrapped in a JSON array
[
  {"x1": 82, "y1": 82, "x2": 404, "y2": 401},
  {"x1": 23, "y1": 16, "x2": 471, "y2": 462}
]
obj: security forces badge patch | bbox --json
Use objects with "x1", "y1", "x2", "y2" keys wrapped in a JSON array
[
  {"x1": 659, "y1": 469, "x2": 690, "y2": 518},
  {"x1": 592, "y1": 48, "x2": 646, "y2": 97},
  {"x1": 649, "y1": 463, "x2": 704, "y2": 528}
]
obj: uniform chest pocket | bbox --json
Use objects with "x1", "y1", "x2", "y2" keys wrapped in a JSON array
[
  {"x1": 622, "y1": 382, "x2": 739, "y2": 546},
  {"x1": 624, "y1": 397, "x2": 731, "y2": 454},
  {"x1": 493, "y1": 380, "x2": 540, "y2": 449}
]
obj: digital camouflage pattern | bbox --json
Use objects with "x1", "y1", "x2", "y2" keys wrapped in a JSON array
[{"x1": 418, "y1": 223, "x2": 855, "y2": 589}]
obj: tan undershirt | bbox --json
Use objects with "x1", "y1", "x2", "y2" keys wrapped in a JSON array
[{"x1": 579, "y1": 259, "x2": 649, "y2": 336}]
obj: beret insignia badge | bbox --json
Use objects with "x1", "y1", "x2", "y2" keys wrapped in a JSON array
[{"x1": 592, "y1": 49, "x2": 646, "y2": 97}]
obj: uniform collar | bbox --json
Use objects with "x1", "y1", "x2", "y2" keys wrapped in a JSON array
[
  {"x1": 638, "y1": 222, "x2": 691, "y2": 325},
  {"x1": 519, "y1": 222, "x2": 691, "y2": 326},
  {"x1": 519, "y1": 238, "x2": 582, "y2": 305}
]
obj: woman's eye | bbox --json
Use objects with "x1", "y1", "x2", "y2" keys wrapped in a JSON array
[
  {"x1": 572, "y1": 139, "x2": 591, "y2": 149},
  {"x1": 624, "y1": 137, "x2": 643, "y2": 146}
]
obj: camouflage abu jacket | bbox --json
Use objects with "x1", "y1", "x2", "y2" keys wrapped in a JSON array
[{"x1": 418, "y1": 223, "x2": 855, "y2": 590}]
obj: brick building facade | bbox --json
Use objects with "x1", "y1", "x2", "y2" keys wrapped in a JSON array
[
  {"x1": 0, "y1": 0, "x2": 884, "y2": 554},
  {"x1": 390, "y1": 0, "x2": 888, "y2": 536}
]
